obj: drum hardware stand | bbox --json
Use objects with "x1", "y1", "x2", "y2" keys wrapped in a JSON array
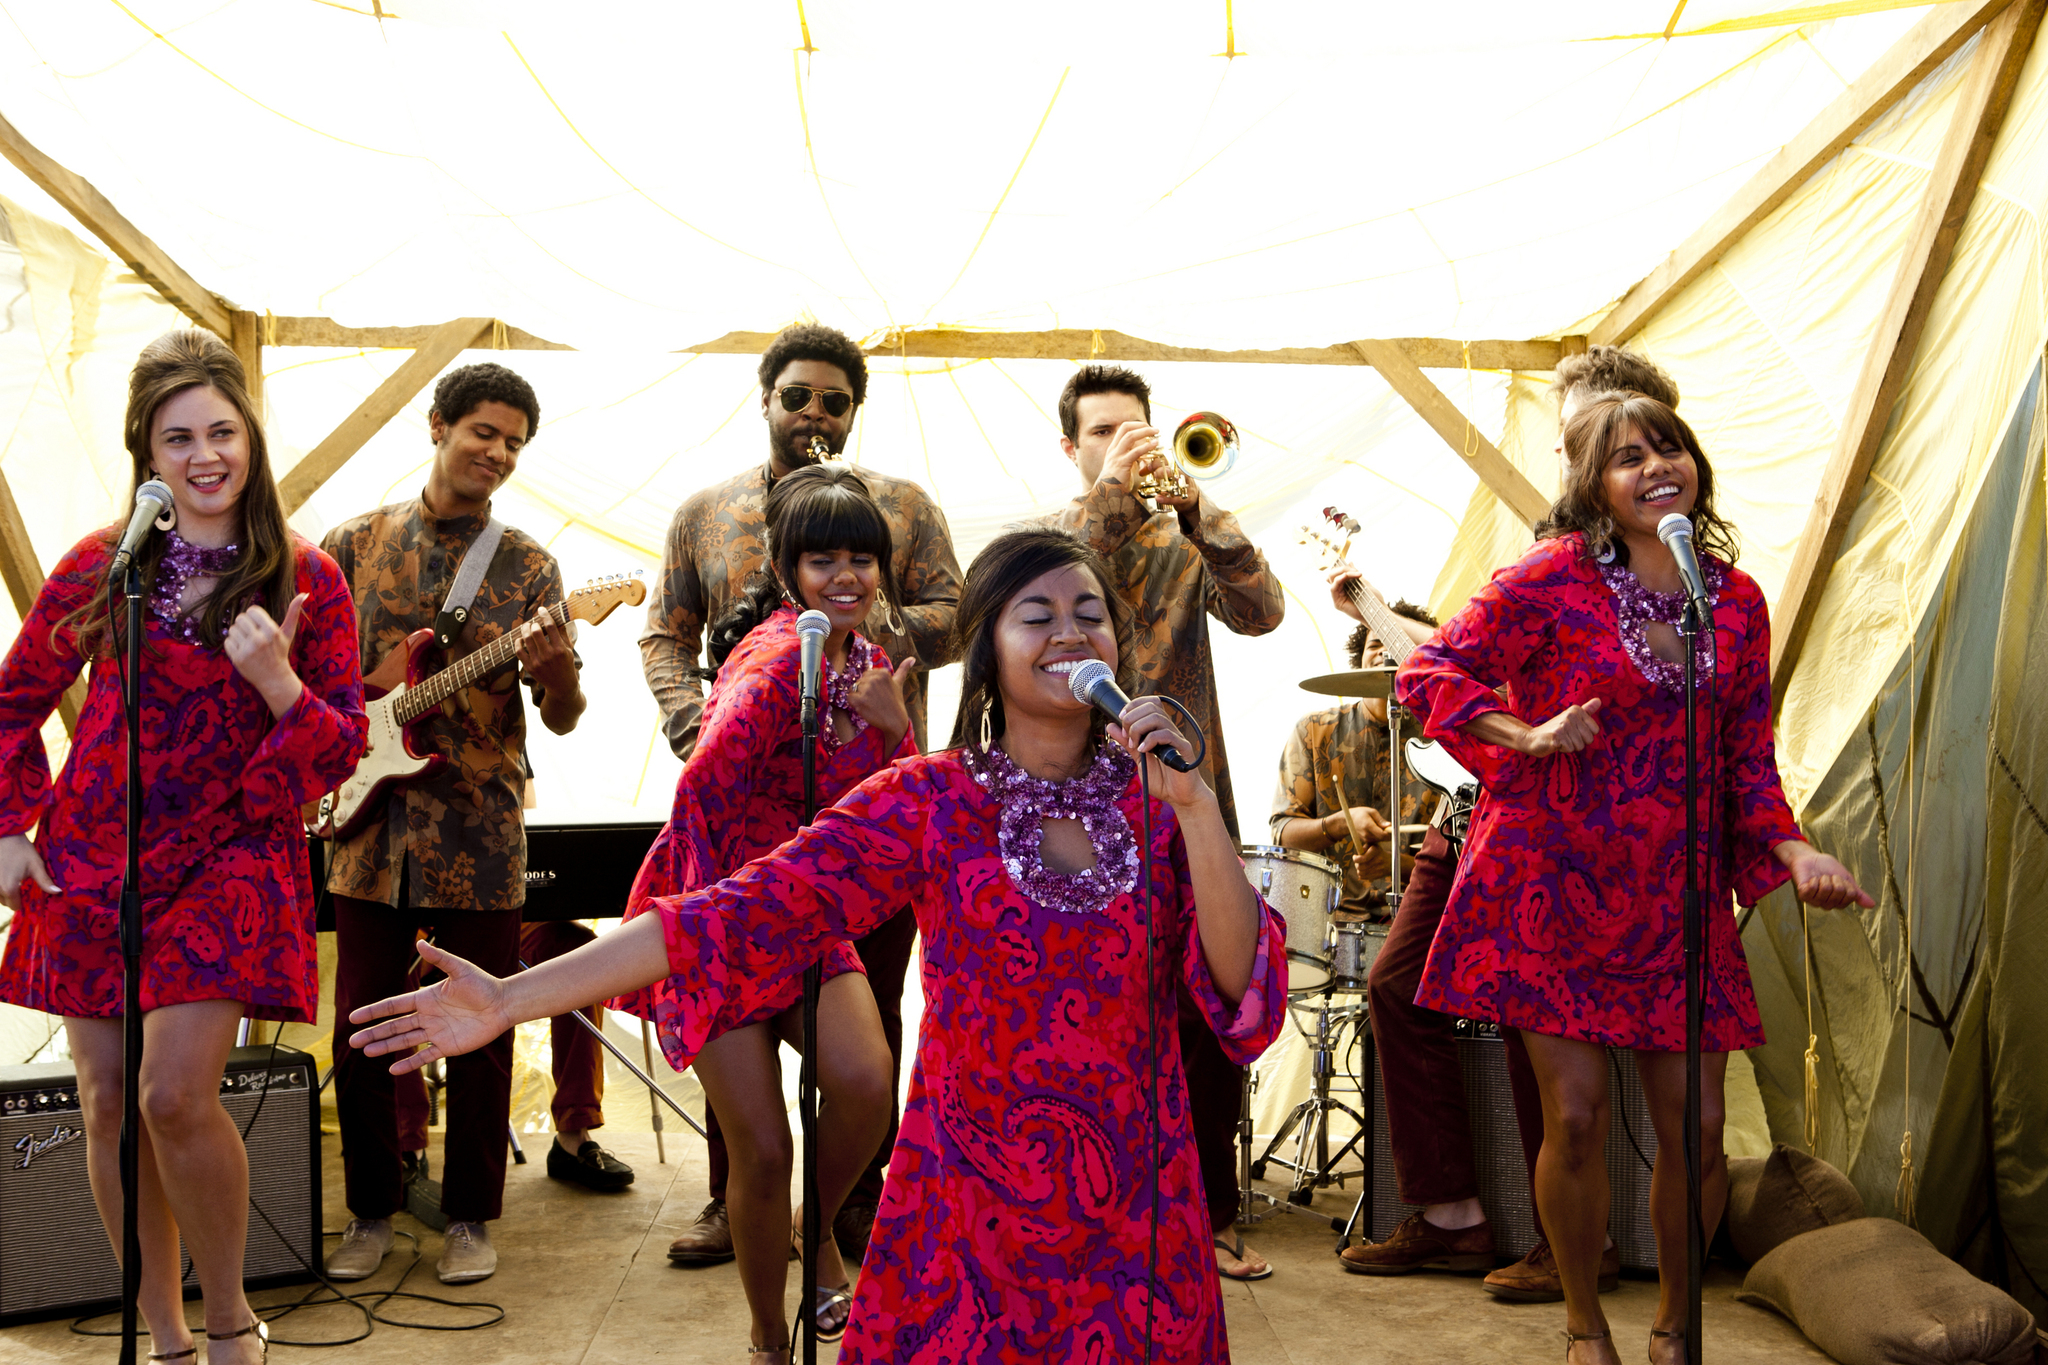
[
  {"x1": 1234, "y1": 1067, "x2": 1275, "y2": 1226},
  {"x1": 1248, "y1": 990, "x2": 1370, "y2": 1212}
]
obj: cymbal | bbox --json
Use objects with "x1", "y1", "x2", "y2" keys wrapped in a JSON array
[{"x1": 1299, "y1": 667, "x2": 1396, "y2": 699}]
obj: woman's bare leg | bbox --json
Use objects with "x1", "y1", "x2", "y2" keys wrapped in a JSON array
[
  {"x1": 692, "y1": 1021, "x2": 797, "y2": 1356},
  {"x1": 774, "y1": 971, "x2": 893, "y2": 1292},
  {"x1": 1519, "y1": 1031, "x2": 1620, "y2": 1365},
  {"x1": 1633, "y1": 1049, "x2": 1729, "y2": 1365}
]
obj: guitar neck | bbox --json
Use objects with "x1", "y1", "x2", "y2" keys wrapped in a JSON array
[
  {"x1": 1344, "y1": 580, "x2": 1418, "y2": 666},
  {"x1": 393, "y1": 599, "x2": 570, "y2": 723}
]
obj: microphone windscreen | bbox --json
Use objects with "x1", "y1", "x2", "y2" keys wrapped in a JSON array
[
  {"x1": 795, "y1": 609, "x2": 830, "y2": 639},
  {"x1": 1656, "y1": 512, "x2": 1694, "y2": 546},
  {"x1": 1068, "y1": 658, "x2": 1114, "y2": 706}
]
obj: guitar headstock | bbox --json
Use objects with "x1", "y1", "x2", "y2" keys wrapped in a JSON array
[
  {"x1": 1298, "y1": 506, "x2": 1360, "y2": 573},
  {"x1": 1321, "y1": 505, "x2": 1362, "y2": 537},
  {"x1": 567, "y1": 571, "x2": 648, "y2": 626}
]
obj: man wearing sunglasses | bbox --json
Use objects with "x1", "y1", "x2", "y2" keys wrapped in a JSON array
[{"x1": 639, "y1": 321, "x2": 963, "y2": 1270}]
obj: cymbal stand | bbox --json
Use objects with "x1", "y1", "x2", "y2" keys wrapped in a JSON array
[{"x1": 1248, "y1": 990, "x2": 1370, "y2": 1213}]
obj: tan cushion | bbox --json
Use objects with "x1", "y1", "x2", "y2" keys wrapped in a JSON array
[
  {"x1": 1738, "y1": 1218, "x2": 2038, "y2": 1365},
  {"x1": 1724, "y1": 1142, "x2": 1865, "y2": 1264}
]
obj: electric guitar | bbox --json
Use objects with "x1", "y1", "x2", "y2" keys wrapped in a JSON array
[
  {"x1": 314, "y1": 573, "x2": 647, "y2": 839},
  {"x1": 1299, "y1": 508, "x2": 1481, "y2": 839}
]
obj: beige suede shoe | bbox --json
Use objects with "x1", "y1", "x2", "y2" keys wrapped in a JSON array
[{"x1": 436, "y1": 1220, "x2": 497, "y2": 1283}]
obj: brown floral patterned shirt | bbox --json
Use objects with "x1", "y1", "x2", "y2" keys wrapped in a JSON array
[
  {"x1": 1031, "y1": 485, "x2": 1285, "y2": 838},
  {"x1": 1269, "y1": 702, "x2": 1436, "y2": 916},
  {"x1": 320, "y1": 498, "x2": 567, "y2": 913},
  {"x1": 640, "y1": 461, "x2": 963, "y2": 757}
]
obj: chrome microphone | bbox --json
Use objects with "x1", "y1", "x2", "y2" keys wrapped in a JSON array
[
  {"x1": 108, "y1": 479, "x2": 175, "y2": 583},
  {"x1": 1655, "y1": 513, "x2": 1712, "y2": 619},
  {"x1": 1067, "y1": 659, "x2": 1196, "y2": 773},
  {"x1": 796, "y1": 609, "x2": 829, "y2": 705}
]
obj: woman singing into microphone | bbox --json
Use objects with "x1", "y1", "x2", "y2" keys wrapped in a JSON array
[
  {"x1": 1393, "y1": 391, "x2": 1871, "y2": 1365},
  {"x1": 0, "y1": 330, "x2": 366, "y2": 1363},
  {"x1": 348, "y1": 527, "x2": 1286, "y2": 1364},
  {"x1": 611, "y1": 463, "x2": 913, "y2": 1358}
]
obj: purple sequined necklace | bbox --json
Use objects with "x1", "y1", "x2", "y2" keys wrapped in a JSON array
[
  {"x1": 967, "y1": 741, "x2": 1140, "y2": 916},
  {"x1": 151, "y1": 530, "x2": 241, "y2": 641},
  {"x1": 820, "y1": 634, "x2": 879, "y2": 750},
  {"x1": 1599, "y1": 557, "x2": 1722, "y2": 692}
]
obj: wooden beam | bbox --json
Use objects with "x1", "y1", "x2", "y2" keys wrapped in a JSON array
[
  {"x1": 0, "y1": 106, "x2": 235, "y2": 337},
  {"x1": 1349, "y1": 339, "x2": 1552, "y2": 526},
  {"x1": 1770, "y1": 0, "x2": 2044, "y2": 703},
  {"x1": 278, "y1": 317, "x2": 492, "y2": 516},
  {"x1": 0, "y1": 471, "x2": 81, "y2": 736},
  {"x1": 1590, "y1": 0, "x2": 2015, "y2": 347},
  {"x1": 682, "y1": 328, "x2": 1566, "y2": 371},
  {"x1": 228, "y1": 310, "x2": 265, "y2": 419},
  {"x1": 267, "y1": 316, "x2": 573, "y2": 352}
]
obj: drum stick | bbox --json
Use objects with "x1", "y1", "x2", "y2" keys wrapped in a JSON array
[{"x1": 1325, "y1": 758, "x2": 1368, "y2": 854}]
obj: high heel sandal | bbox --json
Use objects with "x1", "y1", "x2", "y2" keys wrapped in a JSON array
[
  {"x1": 745, "y1": 1347, "x2": 790, "y2": 1364},
  {"x1": 145, "y1": 1346, "x2": 195, "y2": 1362},
  {"x1": 1650, "y1": 1326, "x2": 1685, "y2": 1361},
  {"x1": 1562, "y1": 1327, "x2": 1610, "y2": 1361},
  {"x1": 207, "y1": 1319, "x2": 268, "y2": 1362},
  {"x1": 789, "y1": 1223, "x2": 855, "y2": 1342}
]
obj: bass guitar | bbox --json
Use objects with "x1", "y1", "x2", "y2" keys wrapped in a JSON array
[
  {"x1": 315, "y1": 573, "x2": 647, "y2": 839},
  {"x1": 1299, "y1": 509, "x2": 1480, "y2": 843}
]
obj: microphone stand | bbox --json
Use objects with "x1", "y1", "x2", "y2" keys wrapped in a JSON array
[
  {"x1": 1679, "y1": 596, "x2": 1705, "y2": 1365},
  {"x1": 798, "y1": 683, "x2": 821, "y2": 1365},
  {"x1": 117, "y1": 563, "x2": 145, "y2": 1365}
]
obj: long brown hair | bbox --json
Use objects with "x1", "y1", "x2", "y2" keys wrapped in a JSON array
[
  {"x1": 1533, "y1": 391, "x2": 1739, "y2": 569},
  {"x1": 946, "y1": 528, "x2": 1134, "y2": 754},
  {"x1": 60, "y1": 329, "x2": 296, "y2": 657}
]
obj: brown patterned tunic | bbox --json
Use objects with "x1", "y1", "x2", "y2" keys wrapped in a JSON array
[
  {"x1": 1268, "y1": 702, "x2": 1436, "y2": 917},
  {"x1": 640, "y1": 461, "x2": 963, "y2": 757},
  {"x1": 321, "y1": 498, "x2": 567, "y2": 913},
  {"x1": 1032, "y1": 485, "x2": 1284, "y2": 838}
]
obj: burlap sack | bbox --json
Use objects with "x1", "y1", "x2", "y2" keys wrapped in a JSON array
[
  {"x1": 1737, "y1": 1218, "x2": 2037, "y2": 1365},
  {"x1": 1724, "y1": 1142, "x2": 1865, "y2": 1264}
]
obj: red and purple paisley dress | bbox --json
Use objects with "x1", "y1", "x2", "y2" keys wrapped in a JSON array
[
  {"x1": 639, "y1": 749, "x2": 1287, "y2": 1363},
  {"x1": 1394, "y1": 534, "x2": 1802, "y2": 1052},
  {"x1": 0, "y1": 532, "x2": 367, "y2": 1022},
  {"x1": 610, "y1": 606, "x2": 912, "y2": 1032}
]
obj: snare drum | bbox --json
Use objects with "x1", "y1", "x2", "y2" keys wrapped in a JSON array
[
  {"x1": 1329, "y1": 920, "x2": 1388, "y2": 991},
  {"x1": 1238, "y1": 845, "x2": 1342, "y2": 992}
]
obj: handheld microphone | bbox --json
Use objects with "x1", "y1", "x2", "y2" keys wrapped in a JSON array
[
  {"x1": 795, "y1": 609, "x2": 830, "y2": 705},
  {"x1": 108, "y1": 480, "x2": 175, "y2": 583},
  {"x1": 1067, "y1": 659, "x2": 1197, "y2": 773},
  {"x1": 1656, "y1": 513, "x2": 1713, "y2": 620}
]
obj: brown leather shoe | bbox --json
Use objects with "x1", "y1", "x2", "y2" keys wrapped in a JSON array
[
  {"x1": 666, "y1": 1198, "x2": 736, "y2": 1265},
  {"x1": 1481, "y1": 1238, "x2": 1621, "y2": 1301},
  {"x1": 1338, "y1": 1211, "x2": 1494, "y2": 1275}
]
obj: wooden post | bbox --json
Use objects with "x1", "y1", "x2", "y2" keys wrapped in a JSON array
[
  {"x1": 1769, "y1": 0, "x2": 2044, "y2": 704},
  {"x1": 0, "y1": 471, "x2": 81, "y2": 735},
  {"x1": 1349, "y1": 339, "x2": 1552, "y2": 527},
  {"x1": 278, "y1": 318, "x2": 492, "y2": 516},
  {"x1": 228, "y1": 310, "x2": 265, "y2": 420}
]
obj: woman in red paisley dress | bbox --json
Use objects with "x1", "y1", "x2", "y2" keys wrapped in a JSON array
[
  {"x1": 1394, "y1": 391, "x2": 1871, "y2": 1365},
  {"x1": 349, "y1": 527, "x2": 1287, "y2": 1364},
  {"x1": 0, "y1": 330, "x2": 366, "y2": 1364},
  {"x1": 611, "y1": 463, "x2": 914, "y2": 1359}
]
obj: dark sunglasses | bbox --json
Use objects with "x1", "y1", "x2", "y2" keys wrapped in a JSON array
[{"x1": 775, "y1": 384, "x2": 854, "y2": 419}]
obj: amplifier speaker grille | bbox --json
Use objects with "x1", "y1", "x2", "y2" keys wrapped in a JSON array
[
  {"x1": 1362, "y1": 1025, "x2": 1661, "y2": 1271},
  {"x1": 0, "y1": 1044, "x2": 321, "y2": 1322}
]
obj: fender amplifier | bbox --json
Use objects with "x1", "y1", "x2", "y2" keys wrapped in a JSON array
[
  {"x1": 0, "y1": 1043, "x2": 321, "y2": 1323},
  {"x1": 1361, "y1": 1023, "x2": 1661, "y2": 1271}
]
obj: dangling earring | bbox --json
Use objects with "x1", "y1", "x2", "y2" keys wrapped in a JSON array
[
  {"x1": 155, "y1": 500, "x2": 177, "y2": 533},
  {"x1": 980, "y1": 700, "x2": 993, "y2": 750},
  {"x1": 1594, "y1": 537, "x2": 1617, "y2": 565}
]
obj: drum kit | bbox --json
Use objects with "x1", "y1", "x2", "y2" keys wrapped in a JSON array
[{"x1": 1233, "y1": 663, "x2": 1422, "y2": 1225}]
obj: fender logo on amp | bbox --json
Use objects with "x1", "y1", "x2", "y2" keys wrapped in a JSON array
[{"x1": 13, "y1": 1121, "x2": 82, "y2": 1170}]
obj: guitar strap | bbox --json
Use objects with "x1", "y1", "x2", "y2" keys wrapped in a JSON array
[{"x1": 432, "y1": 517, "x2": 507, "y2": 648}]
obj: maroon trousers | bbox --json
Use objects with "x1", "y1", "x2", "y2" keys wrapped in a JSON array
[
  {"x1": 1367, "y1": 828, "x2": 1546, "y2": 1223},
  {"x1": 1181, "y1": 984, "x2": 1245, "y2": 1236},
  {"x1": 706, "y1": 905, "x2": 918, "y2": 1206},
  {"x1": 333, "y1": 896, "x2": 520, "y2": 1223},
  {"x1": 394, "y1": 920, "x2": 606, "y2": 1150}
]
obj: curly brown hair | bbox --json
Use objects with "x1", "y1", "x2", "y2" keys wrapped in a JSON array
[
  {"x1": 1550, "y1": 344, "x2": 1679, "y2": 410},
  {"x1": 1534, "y1": 391, "x2": 1738, "y2": 569}
]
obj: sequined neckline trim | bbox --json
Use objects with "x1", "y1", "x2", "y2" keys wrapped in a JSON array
[
  {"x1": 820, "y1": 632, "x2": 879, "y2": 751},
  {"x1": 1599, "y1": 559, "x2": 1723, "y2": 692},
  {"x1": 965, "y1": 741, "x2": 1139, "y2": 916},
  {"x1": 150, "y1": 531, "x2": 241, "y2": 642}
]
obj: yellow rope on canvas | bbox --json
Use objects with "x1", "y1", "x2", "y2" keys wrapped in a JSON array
[{"x1": 1801, "y1": 895, "x2": 1820, "y2": 1152}]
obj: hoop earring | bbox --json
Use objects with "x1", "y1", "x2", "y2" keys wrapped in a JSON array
[
  {"x1": 155, "y1": 500, "x2": 177, "y2": 533},
  {"x1": 980, "y1": 701, "x2": 993, "y2": 750},
  {"x1": 1593, "y1": 537, "x2": 1617, "y2": 565}
]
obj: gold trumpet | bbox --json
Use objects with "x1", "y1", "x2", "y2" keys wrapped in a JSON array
[
  {"x1": 1133, "y1": 411, "x2": 1239, "y2": 501},
  {"x1": 806, "y1": 435, "x2": 835, "y2": 462}
]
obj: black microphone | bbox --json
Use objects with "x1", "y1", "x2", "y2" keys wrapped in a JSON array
[
  {"x1": 795, "y1": 609, "x2": 829, "y2": 706},
  {"x1": 108, "y1": 480, "x2": 175, "y2": 583},
  {"x1": 1656, "y1": 513, "x2": 1713, "y2": 620},
  {"x1": 1067, "y1": 659, "x2": 1197, "y2": 773}
]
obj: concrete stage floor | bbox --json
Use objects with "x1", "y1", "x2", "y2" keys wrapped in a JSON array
[{"x1": 6, "y1": 1127, "x2": 1832, "y2": 1364}]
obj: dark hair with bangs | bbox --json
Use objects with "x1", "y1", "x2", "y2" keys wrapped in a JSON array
[
  {"x1": 758, "y1": 323, "x2": 868, "y2": 408},
  {"x1": 706, "y1": 463, "x2": 898, "y2": 669},
  {"x1": 947, "y1": 528, "x2": 1133, "y2": 758},
  {"x1": 1057, "y1": 364, "x2": 1151, "y2": 444},
  {"x1": 1534, "y1": 391, "x2": 1739, "y2": 569}
]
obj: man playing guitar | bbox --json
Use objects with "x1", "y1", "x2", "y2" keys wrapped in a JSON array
[{"x1": 320, "y1": 362, "x2": 588, "y2": 1287}]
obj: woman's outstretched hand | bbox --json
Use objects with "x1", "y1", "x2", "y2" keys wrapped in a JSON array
[
  {"x1": 1776, "y1": 842, "x2": 1876, "y2": 909},
  {"x1": 346, "y1": 939, "x2": 514, "y2": 1075}
]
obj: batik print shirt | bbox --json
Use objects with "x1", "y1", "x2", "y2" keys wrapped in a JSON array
[
  {"x1": 1268, "y1": 702, "x2": 1436, "y2": 916},
  {"x1": 1031, "y1": 484, "x2": 1284, "y2": 838},
  {"x1": 640, "y1": 462, "x2": 963, "y2": 757},
  {"x1": 321, "y1": 498, "x2": 568, "y2": 913}
]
